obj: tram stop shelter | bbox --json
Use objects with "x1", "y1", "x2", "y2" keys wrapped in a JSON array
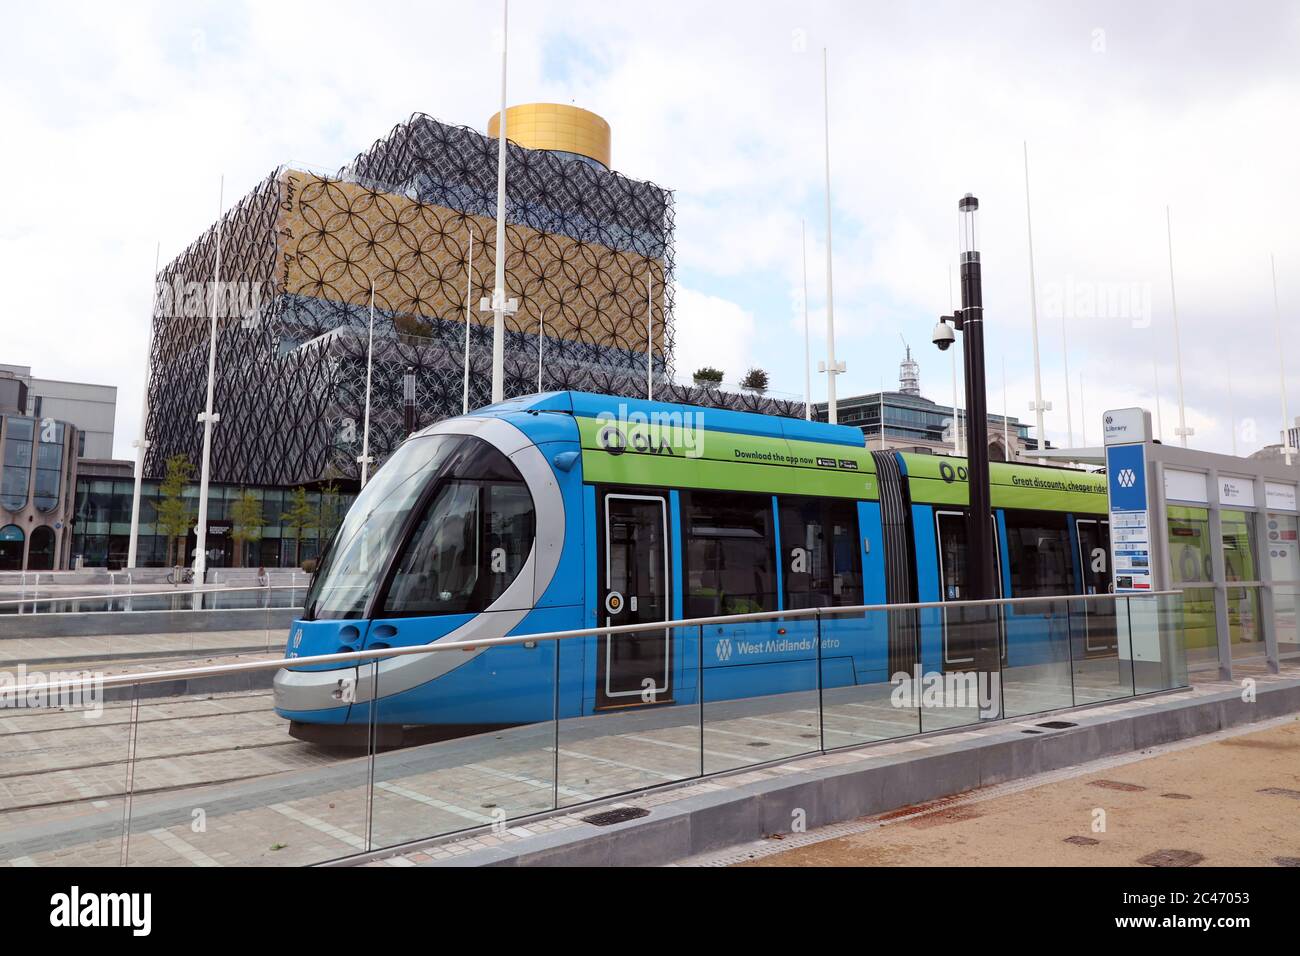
[{"x1": 1038, "y1": 407, "x2": 1300, "y2": 681}]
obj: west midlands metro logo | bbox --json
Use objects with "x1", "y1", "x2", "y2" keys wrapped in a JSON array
[
  {"x1": 715, "y1": 639, "x2": 732, "y2": 662},
  {"x1": 1117, "y1": 468, "x2": 1138, "y2": 489}
]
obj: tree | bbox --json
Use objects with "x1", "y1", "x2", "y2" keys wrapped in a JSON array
[
  {"x1": 282, "y1": 486, "x2": 316, "y2": 567},
  {"x1": 693, "y1": 366, "x2": 724, "y2": 389},
  {"x1": 156, "y1": 455, "x2": 195, "y2": 568},
  {"x1": 740, "y1": 367, "x2": 769, "y2": 394},
  {"x1": 230, "y1": 490, "x2": 265, "y2": 568},
  {"x1": 318, "y1": 482, "x2": 344, "y2": 545}
]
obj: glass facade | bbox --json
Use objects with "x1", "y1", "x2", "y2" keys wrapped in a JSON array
[{"x1": 70, "y1": 475, "x2": 355, "y2": 570}]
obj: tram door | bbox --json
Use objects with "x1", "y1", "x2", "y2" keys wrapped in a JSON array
[
  {"x1": 1075, "y1": 519, "x2": 1118, "y2": 655},
  {"x1": 597, "y1": 494, "x2": 672, "y2": 709},
  {"x1": 935, "y1": 511, "x2": 1005, "y2": 667}
]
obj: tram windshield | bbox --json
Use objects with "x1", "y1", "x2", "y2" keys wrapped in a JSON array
[{"x1": 304, "y1": 436, "x2": 459, "y2": 620}]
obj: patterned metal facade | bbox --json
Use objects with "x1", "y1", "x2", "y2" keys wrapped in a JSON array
[{"x1": 144, "y1": 113, "x2": 803, "y2": 487}]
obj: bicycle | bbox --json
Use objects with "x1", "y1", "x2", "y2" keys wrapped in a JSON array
[{"x1": 166, "y1": 566, "x2": 195, "y2": 586}]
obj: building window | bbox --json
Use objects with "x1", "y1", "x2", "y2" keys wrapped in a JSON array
[
  {"x1": 779, "y1": 496, "x2": 862, "y2": 609},
  {"x1": 683, "y1": 491, "x2": 776, "y2": 617},
  {"x1": 2, "y1": 417, "x2": 34, "y2": 512}
]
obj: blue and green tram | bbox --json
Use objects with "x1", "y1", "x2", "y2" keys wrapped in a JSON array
[{"x1": 273, "y1": 391, "x2": 1112, "y2": 742}]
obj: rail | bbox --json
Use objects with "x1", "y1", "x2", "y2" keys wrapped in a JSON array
[{"x1": 4, "y1": 589, "x2": 1181, "y2": 699}]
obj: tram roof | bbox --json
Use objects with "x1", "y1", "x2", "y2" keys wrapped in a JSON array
[{"x1": 475, "y1": 391, "x2": 867, "y2": 448}]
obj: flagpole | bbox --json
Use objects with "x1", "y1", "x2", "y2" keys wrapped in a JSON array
[
  {"x1": 1167, "y1": 205, "x2": 1191, "y2": 447},
  {"x1": 127, "y1": 243, "x2": 160, "y2": 570},
  {"x1": 647, "y1": 265, "x2": 654, "y2": 400},
  {"x1": 193, "y1": 177, "x2": 223, "y2": 582},
  {"x1": 359, "y1": 284, "x2": 375, "y2": 487},
  {"x1": 819, "y1": 48, "x2": 843, "y2": 422},
  {"x1": 1227, "y1": 372, "x2": 1238, "y2": 457},
  {"x1": 1153, "y1": 361, "x2": 1165, "y2": 443},
  {"x1": 1023, "y1": 143, "x2": 1050, "y2": 463},
  {"x1": 1002, "y1": 356, "x2": 1010, "y2": 461},
  {"x1": 802, "y1": 220, "x2": 811, "y2": 421},
  {"x1": 485, "y1": 0, "x2": 517, "y2": 404},
  {"x1": 463, "y1": 226, "x2": 473, "y2": 414},
  {"x1": 1272, "y1": 254, "x2": 1294, "y2": 466}
]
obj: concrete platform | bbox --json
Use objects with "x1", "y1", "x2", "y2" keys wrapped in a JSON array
[{"x1": 358, "y1": 665, "x2": 1300, "y2": 867}]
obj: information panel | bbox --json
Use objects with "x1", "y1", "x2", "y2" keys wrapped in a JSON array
[{"x1": 1106, "y1": 442, "x2": 1152, "y2": 593}]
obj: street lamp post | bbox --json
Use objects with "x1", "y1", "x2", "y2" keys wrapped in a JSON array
[{"x1": 935, "y1": 194, "x2": 996, "y2": 604}]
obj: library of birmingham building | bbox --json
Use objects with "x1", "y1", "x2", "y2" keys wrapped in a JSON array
[{"x1": 84, "y1": 105, "x2": 799, "y2": 569}]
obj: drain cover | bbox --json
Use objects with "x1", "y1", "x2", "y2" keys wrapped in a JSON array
[
  {"x1": 1160, "y1": 792, "x2": 1193, "y2": 800},
  {"x1": 1089, "y1": 779, "x2": 1148, "y2": 792},
  {"x1": 1064, "y1": 835, "x2": 1100, "y2": 846},
  {"x1": 1258, "y1": 787, "x2": 1300, "y2": 800},
  {"x1": 1275, "y1": 857, "x2": 1300, "y2": 867},
  {"x1": 581, "y1": 807, "x2": 650, "y2": 827},
  {"x1": 1036, "y1": 720, "x2": 1078, "y2": 730},
  {"x1": 1021, "y1": 729, "x2": 1044, "y2": 735},
  {"x1": 1138, "y1": 849, "x2": 1204, "y2": 867},
  {"x1": 747, "y1": 741, "x2": 771, "y2": 748}
]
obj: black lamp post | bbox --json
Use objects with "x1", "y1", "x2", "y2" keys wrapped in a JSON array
[{"x1": 935, "y1": 194, "x2": 996, "y2": 603}]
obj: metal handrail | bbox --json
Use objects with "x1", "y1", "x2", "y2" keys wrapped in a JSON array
[
  {"x1": 0, "y1": 583, "x2": 306, "y2": 608},
  {"x1": 0, "y1": 590, "x2": 1180, "y2": 697}
]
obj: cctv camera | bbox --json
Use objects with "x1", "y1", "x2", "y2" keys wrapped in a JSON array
[{"x1": 932, "y1": 321, "x2": 955, "y2": 351}]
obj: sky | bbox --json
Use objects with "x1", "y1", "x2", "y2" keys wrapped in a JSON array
[{"x1": 2, "y1": 0, "x2": 1298, "y2": 460}]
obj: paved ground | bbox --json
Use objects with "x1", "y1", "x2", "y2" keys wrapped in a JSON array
[
  {"x1": 0, "y1": 648, "x2": 1291, "y2": 868},
  {"x1": 727, "y1": 718, "x2": 1300, "y2": 867},
  {"x1": 0, "y1": 657, "x2": 1163, "y2": 867}
]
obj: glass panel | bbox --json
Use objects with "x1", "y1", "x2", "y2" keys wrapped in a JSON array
[
  {"x1": 919, "y1": 603, "x2": 1002, "y2": 732},
  {"x1": 820, "y1": 607, "x2": 920, "y2": 746},
  {"x1": 0, "y1": 674, "x2": 135, "y2": 866},
  {"x1": 1002, "y1": 598, "x2": 1076, "y2": 718},
  {"x1": 556, "y1": 626, "x2": 699, "y2": 806},
  {"x1": 1070, "y1": 597, "x2": 1134, "y2": 704},
  {"x1": 700, "y1": 619, "x2": 819, "y2": 774},
  {"x1": 1179, "y1": 587, "x2": 1218, "y2": 669},
  {"x1": 126, "y1": 668, "x2": 375, "y2": 866},
  {"x1": 1274, "y1": 586, "x2": 1299, "y2": 659},
  {"x1": 1134, "y1": 593, "x2": 1189, "y2": 693},
  {"x1": 1226, "y1": 586, "x2": 1265, "y2": 660},
  {"x1": 368, "y1": 643, "x2": 557, "y2": 851}
]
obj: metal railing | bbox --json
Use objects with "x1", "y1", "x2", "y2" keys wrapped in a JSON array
[
  {"x1": 0, "y1": 583, "x2": 309, "y2": 615},
  {"x1": 0, "y1": 590, "x2": 1188, "y2": 867}
]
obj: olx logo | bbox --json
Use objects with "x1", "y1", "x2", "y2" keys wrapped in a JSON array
[
  {"x1": 1117, "y1": 469, "x2": 1137, "y2": 489},
  {"x1": 939, "y1": 462, "x2": 969, "y2": 484}
]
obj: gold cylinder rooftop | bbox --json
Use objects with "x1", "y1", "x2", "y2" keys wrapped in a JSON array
[{"x1": 487, "y1": 103, "x2": 612, "y2": 169}]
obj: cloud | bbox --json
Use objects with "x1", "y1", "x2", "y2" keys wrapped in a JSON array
[
  {"x1": 671, "y1": 286, "x2": 757, "y2": 387},
  {"x1": 3, "y1": 0, "x2": 1298, "y2": 458}
]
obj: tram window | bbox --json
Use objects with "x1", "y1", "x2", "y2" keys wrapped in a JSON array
[
  {"x1": 936, "y1": 512, "x2": 968, "y2": 600},
  {"x1": 382, "y1": 479, "x2": 535, "y2": 616},
  {"x1": 683, "y1": 491, "x2": 776, "y2": 617},
  {"x1": 779, "y1": 497, "x2": 862, "y2": 608},
  {"x1": 1004, "y1": 510, "x2": 1075, "y2": 598}
]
